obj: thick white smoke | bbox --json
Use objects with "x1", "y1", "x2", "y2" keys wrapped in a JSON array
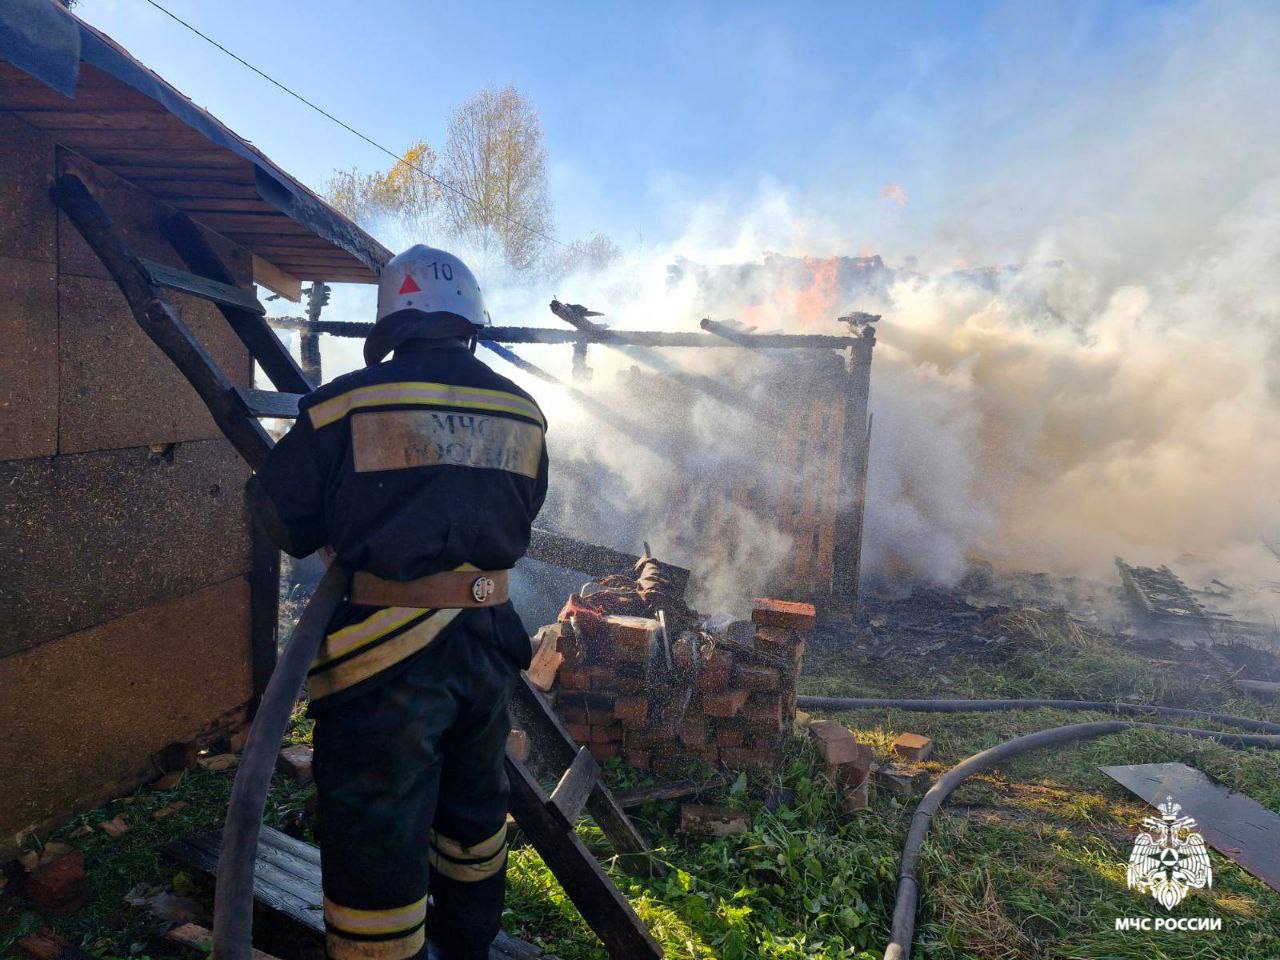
[{"x1": 298, "y1": 0, "x2": 1280, "y2": 613}]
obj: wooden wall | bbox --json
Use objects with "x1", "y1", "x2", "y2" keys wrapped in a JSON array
[{"x1": 0, "y1": 112, "x2": 266, "y2": 850}]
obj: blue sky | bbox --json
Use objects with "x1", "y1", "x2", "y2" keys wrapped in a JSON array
[{"x1": 74, "y1": 0, "x2": 1193, "y2": 262}]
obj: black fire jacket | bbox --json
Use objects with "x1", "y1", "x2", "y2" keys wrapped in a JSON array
[{"x1": 252, "y1": 341, "x2": 548, "y2": 703}]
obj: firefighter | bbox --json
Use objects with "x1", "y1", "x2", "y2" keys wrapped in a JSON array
[{"x1": 249, "y1": 245, "x2": 548, "y2": 960}]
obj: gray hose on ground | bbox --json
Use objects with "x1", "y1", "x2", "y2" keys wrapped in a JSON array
[
  {"x1": 213, "y1": 562, "x2": 350, "y2": 960},
  {"x1": 796, "y1": 695, "x2": 1280, "y2": 734},
  {"x1": 882, "y1": 720, "x2": 1280, "y2": 960}
]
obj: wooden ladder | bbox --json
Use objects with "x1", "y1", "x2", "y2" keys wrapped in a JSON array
[{"x1": 52, "y1": 172, "x2": 663, "y2": 960}]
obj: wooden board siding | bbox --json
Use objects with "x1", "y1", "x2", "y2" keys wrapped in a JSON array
[
  {"x1": 0, "y1": 577, "x2": 252, "y2": 845},
  {"x1": 57, "y1": 273, "x2": 252, "y2": 453},
  {"x1": 0, "y1": 255, "x2": 58, "y2": 460},
  {"x1": 0, "y1": 439, "x2": 253, "y2": 657},
  {"x1": 0, "y1": 113, "x2": 56, "y2": 264}
]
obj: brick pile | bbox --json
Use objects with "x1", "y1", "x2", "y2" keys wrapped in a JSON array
[{"x1": 549, "y1": 597, "x2": 813, "y2": 774}]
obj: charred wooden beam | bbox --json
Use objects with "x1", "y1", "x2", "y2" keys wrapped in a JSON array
[
  {"x1": 550, "y1": 300, "x2": 749, "y2": 409},
  {"x1": 268, "y1": 316, "x2": 857, "y2": 349},
  {"x1": 526, "y1": 528, "x2": 690, "y2": 596}
]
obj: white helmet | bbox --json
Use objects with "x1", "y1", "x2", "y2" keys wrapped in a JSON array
[{"x1": 366, "y1": 245, "x2": 489, "y2": 364}]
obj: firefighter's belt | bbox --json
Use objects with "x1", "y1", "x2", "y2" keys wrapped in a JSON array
[{"x1": 351, "y1": 569, "x2": 510, "y2": 609}]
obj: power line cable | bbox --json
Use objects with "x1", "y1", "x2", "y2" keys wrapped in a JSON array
[{"x1": 138, "y1": 0, "x2": 564, "y2": 248}]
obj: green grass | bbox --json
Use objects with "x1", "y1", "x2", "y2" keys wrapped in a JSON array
[{"x1": 6, "y1": 612, "x2": 1280, "y2": 960}]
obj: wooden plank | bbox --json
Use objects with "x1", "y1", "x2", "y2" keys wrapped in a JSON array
[
  {"x1": 509, "y1": 677, "x2": 658, "y2": 876},
  {"x1": 139, "y1": 257, "x2": 266, "y2": 315},
  {"x1": 46, "y1": 128, "x2": 224, "y2": 151},
  {"x1": 0, "y1": 579, "x2": 252, "y2": 844},
  {"x1": 167, "y1": 923, "x2": 283, "y2": 960},
  {"x1": 108, "y1": 163, "x2": 259, "y2": 182},
  {"x1": 614, "y1": 781, "x2": 708, "y2": 809},
  {"x1": 0, "y1": 113, "x2": 57, "y2": 264},
  {"x1": 165, "y1": 213, "x2": 314, "y2": 396},
  {"x1": 0, "y1": 440, "x2": 253, "y2": 656},
  {"x1": 15, "y1": 109, "x2": 178, "y2": 131},
  {"x1": 1101, "y1": 762, "x2": 1280, "y2": 894},
  {"x1": 252, "y1": 254, "x2": 302, "y2": 302},
  {"x1": 235, "y1": 387, "x2": 302, "y2": 419},
  {"x1": 506, "y1": 759, "x2": 663, "y2": 960},
  {"x1": 547, "y1": 747, "x2": 599, "y2": 828},
  {"x1": 168, "y1": 833, "x2": 321, "y2": 929},
  {"x1": 167, "y1": 828, "x2": 550, "y2": 959}
]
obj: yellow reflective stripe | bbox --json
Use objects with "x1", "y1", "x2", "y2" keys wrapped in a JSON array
[
  {"x1": 429, "y1": 824, "x2": 508, "y2": 882},
  {"x1": 313, "y1": 607, "x2": 424, "y2": 668},
  {"x1": 312, "y1": 564, "x2": 478, "y2": 669},
  {"x1": 308, "y1": 609, "x2": 462, "y2": 700},
  {"x1": 429, "y1": 845, "x2": 507, "y2": 883},
  {"x1": 324, "y1": 895, "x2": 427, "y2": 936},
  {"x1": 307, "y1": 381, "x2": 545, "y2": 430},
  {"x1": 431, "y1": 823, "x2": 507, "y2": 861},
  {"x1": 325, "y1": 928, "x2": 424, "y2": 960}
]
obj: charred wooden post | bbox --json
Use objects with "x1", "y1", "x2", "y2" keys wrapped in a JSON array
[
  {"x1": 829, "y1": 323, "x2": 876, "y2": 615},
  {"x1": 300, "y1": 282, "x2": 329, "y2": 386}
]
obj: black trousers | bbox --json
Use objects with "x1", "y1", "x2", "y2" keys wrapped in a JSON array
[{"x1": 311, "y1": 606, "x2": 527, "y2": 960}]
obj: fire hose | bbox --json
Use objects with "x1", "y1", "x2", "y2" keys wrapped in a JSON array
[
  {"x1": 792, "y1": 698, "x2": 1280, "y2": 960},
  {"x1": 212, "y1": 562, "x2": 351, "y2": 960},
  {"x1": 794, "y1": 695, "x2": 1280, "y2": 733}
]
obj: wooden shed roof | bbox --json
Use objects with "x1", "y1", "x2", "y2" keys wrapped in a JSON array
[{"x1": 0, "y1": 0, "x2": 391, "y2": 285}]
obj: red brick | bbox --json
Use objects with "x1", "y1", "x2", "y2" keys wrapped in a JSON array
[
  {"x1": 892, "y1": 733, "x2": 933, "y2": 762},
  {"x1": 564, "y1": 722, "x2": 590, "y2": 743},
  {"x1": 751, "y1": 598, "x2": 817, "y2": 631},
  {"x1": 671, "y1": 636, "x2": 695, "y2": 671},
  {"x1": 588, "y1": 742, "x2": 619, "y2": 762},
  {"x1": 559, "y1": 706, "x2": 589, "y2": 725},
  {"x1": 605, "y1": 615, "x2": 658, "y2": 649},
  {"x1": 807, "y1": 721, "x2": 865, "y2": 765},
  {"x1": 678, "y1": 716, "x2": 708, "y2": 747},
  {"x1": 732, "y1": 663, "x2": 781, "y2": 692},
  {"x1": 589, "y1": 722, "x2": 623, "y2": 744},
  {"x1": 589, "y1": 666, "x2": 616, "y2": 691},
  {"x1": 808, "y1": 719, "x2": 851, "y2": 741},
  {"x1": 714, "y1": 726, "x2": 745, "y2": 748},
  {"x1": 22, "y1": 848, "x2": 88, "y2": 914},
  {"x1": 754, "y1": 625, "x2": 797, "y2": 648},
  {"x1": 719, "y1": 746, "x2": 777, "y2": 772},
  {"x1": 703, "y1": 689, "x2": 750, "y2": 718},
  {"x1": 559, "y1": 669, "x2": 590, "y2": 692},
  {"x1": 622, "y1": 748, "x2": 651, "y2": 771},
  {"x1": 613, "y1": 695, "x2": 649, "y2": 725},
  {"x1": 841, "y1": 780, "x2": 870, "y2": 812},
  {"x1": 611, "y1": 671, "x2": 649, "y2": 694},
  {"x1": 17, "y1": 929, "x2": 71, "y2": 960},
  {"x1": 741, "y1": 694, "x2": 784, "y2": 731},
  {"x1": 624, "y1": 729, "x2": 653, "y2": 749},
  {"x1": 696, "y1": 647, "x2": 734, "y2": 692},
  {"x1": 828, "y1": 758, "x2": 872, "y2": 789},
  {"x1": 680, "y1": 745, "x2": 720, "y2": 766}
]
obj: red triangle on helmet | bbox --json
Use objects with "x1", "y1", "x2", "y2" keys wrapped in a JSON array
[{"x1": 398, "y1": 274, "x2": 422, "y2": 295}]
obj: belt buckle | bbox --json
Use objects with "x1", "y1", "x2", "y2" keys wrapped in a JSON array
[{"x1": 471, "y1": 575, "x2": 496, "y2": 603}]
